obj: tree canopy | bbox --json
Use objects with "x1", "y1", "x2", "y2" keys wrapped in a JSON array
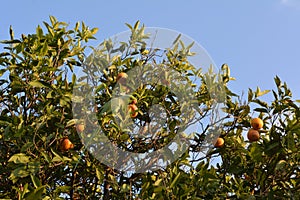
[{"x1": 0, "y1": 16, "x2": 300, "y2": 199}]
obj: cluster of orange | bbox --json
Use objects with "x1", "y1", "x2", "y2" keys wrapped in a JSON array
[
  {"x1": 63, "y1": 74, "x2": 265, "y2": 152},
  {"x1": 117, "y1": 72, "x2": 139, "y2": 118},
  {"x1": 214, "y1": 118, "x2": 264, "y2": 148},
  {"x1": 59, "y1": 72, "x2": 139, "y2": 152},
  {"x1": 247, "y1": 118, "x2": 263, "y2": 142}
]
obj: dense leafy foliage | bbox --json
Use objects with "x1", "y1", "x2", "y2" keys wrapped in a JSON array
[{"x1": 0, "y1": 17, "x2": 299, "y2": 199}]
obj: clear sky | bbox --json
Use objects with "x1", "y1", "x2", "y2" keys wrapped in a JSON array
[{"x1": 1, "y1": 0, "x2": 300, "y2": 101}]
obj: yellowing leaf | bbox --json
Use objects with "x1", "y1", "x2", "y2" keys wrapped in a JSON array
[{"x1": 8, "y1": 153, "x2": 30, "y2": 164}]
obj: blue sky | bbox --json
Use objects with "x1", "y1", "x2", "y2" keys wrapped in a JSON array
[{"x1": 1, "y1": 0, "x2": 300, "y2": 100}]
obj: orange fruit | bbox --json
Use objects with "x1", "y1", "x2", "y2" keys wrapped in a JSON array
[
  {"x1": 247, "y1": 129, "x2": 260, "y2": 142},
  {"x1": 161, "y1": 79, "x2": 170, "y2": 85},
  {"x1": 244, "y1": 174, "x2": 251, "y2": 181},
  {"x1": 128, "y1": 104, "x2": 138, "y2": 118},
  {"x1": 93, "y1": 104, "x2": 98, "y2": 113},
  {"x1": 214, "y1": 137, "x2": 224, "y2": 148},
  {"x1": 116, "y1": 72, "x2": 128, "y2": 85},
  {"x1": 76, "y1": 124, "x2": 85, "y2": 132},
  {"x1": 250, "y1": 118, "x2": 263, "y2": 130},
  {"x1": 131, "y1": 99, "x2": 137, "y2": 105},
  {"x1": 60, "y1": 137, "x2": 74, "y2": 151}
]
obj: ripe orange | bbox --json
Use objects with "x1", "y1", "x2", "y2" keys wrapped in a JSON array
[
  {"x1": 247, "y1": 129, "x2": 260, "y2": 142},
  {"x1": 251, "y1": 118, "x2": 263, "y2": 130},
  {"x1": 131, "y1": 99, "x2": 137, "y2": 105},
  {"x1": 128, "y1": 104, "x2": 138, "y2": 118},
  {"x1": 76, "y1": 124, "x2": 85, "y2": 132},
  {"x1": 93, "y1": 104, "x2": 98, "y2": 113},
  {"x1": 161, "y1": 79, "x2": 170, "y2": 85},
  {"x1": 244, "y1": 173, "x2": 251, "y2": 181},
  {"x1": 116, "y1": 72, "x2": 128, "y2": 85},
  {"x1": 214, "y1": 137, "x2": 224, "y2": 148},
  {"x1": 60, "y1": 137, "x2": 74, "y2": 151}
]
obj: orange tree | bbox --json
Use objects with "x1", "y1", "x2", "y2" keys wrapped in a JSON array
[{"x1": 0, "y1": 17, "x2": 300, "y2": 199}]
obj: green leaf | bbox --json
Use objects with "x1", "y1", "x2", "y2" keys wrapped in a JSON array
[
  {"x1": 90, "y1": 28, "x2": 99, "y2": 35},
  {"x1": 96, "y1": 167, "x2": 104, "y2": 181},
  {"x1": 53, "y1": 185, "x2": 72, "y2": 194},
  {"x1": 41, "y1": 152, "x2": 51, "y2": 163},
  {"x1": 24, "y1": 186, "x2": 46, "y2": 200},
  {"x1": 70, "y1": 74, "x2": 76, "y2": 86},
  {"x1": 30, "y1": 174, "x2": 42, "y2": 188},
  {"x1": 75, "y1": 21, "x2": 80, "y2": 31},
  {"x1": 8, "y1": 153, "x2": 30, "y2": 164},
  {"x1": 172, "y1": 34, "x2": 182, "y2": 45},
  {"x1": 252, "y1": 99, "x2": 268, "y2": 108},
  {"x1": 0, "y1": 52, "x2": 10, "y2": 57},
  {"x1": 46, "y1": 90, "x2": 55, "y2": 98},
  {"x1": 62, "y1": 156, "x2": 72, "y2": 162},
  {"x1": 36, "y1": 25, "x2": 44, "y2": 38},
  {"x1": 274, "y1": 76, "x2": 281, "y2": 87},
  {"x1": 49, "y1": 16, "x2": 57, "y2": 26},
  {"x1": 27, "y1": 162, "x2": 41, "y2": 174},
  {"x1": 253, "y1": 108, "x2": 268, "y2": 113},
  {"x1": 272, "y1": 90, "x2": 278, "y2": 100},
  {"x1": 51, "y1": 148, "x2": 63, "y2": 163},
  {"x1": 153, "y1": 186, "x2": 164, "y2": 193},
  {"x1": 10, "y1": 25, "x2": 14, "y2": 39},
  {"x1": 9, "y1": 162, "x2": 40, "y2": 182},
  {"x1": 41, "y1": 42, "x2": 48, "y2": 55},
  {"x1": 66, "y1": 119, "x2": 77, "y2": 127},
  {"x1": 170, "y1": 172, "x2": 181, "y2": 188},
  {"x1": 0, "y1": 39, "x2": 21, "y2": 44},
  {"x1": 125, "y1": 23, "x2": 133, "y2": 30},
  {"x1": 249, "y1": 143, "x2": 263, "y2": 162},
  {"x1": 43, "y1": 22, "x2": 54, "y2": 36},
  {"x1": 248, "y1": 89, "x2": 253, "y2": 102},
  {"x1": 21, "y1": 142, "x2": 34, "y2": 152},
  {"x1": 9, "y1": 166, "x2": 30, "y2": 180},
  {"x1": 0, "y1": 69, "x2": 7, "y2": 76},
  {"x1": 134, "y1": 21, "x2": 140, "y2": 30},
  {"x1": 286, "y1": 132, "x2": 296, "y2": 150},
  {"x1": 257, "y1": 89, "x2": 270, "y2": 97},
  {"x1": 29, "y1": 80, "x2": 51, "y2": 88}
]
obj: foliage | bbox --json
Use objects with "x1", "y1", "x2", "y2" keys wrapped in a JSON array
[{"x1": 0, "y1": 17, "x2": 300, "y2": 199}]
